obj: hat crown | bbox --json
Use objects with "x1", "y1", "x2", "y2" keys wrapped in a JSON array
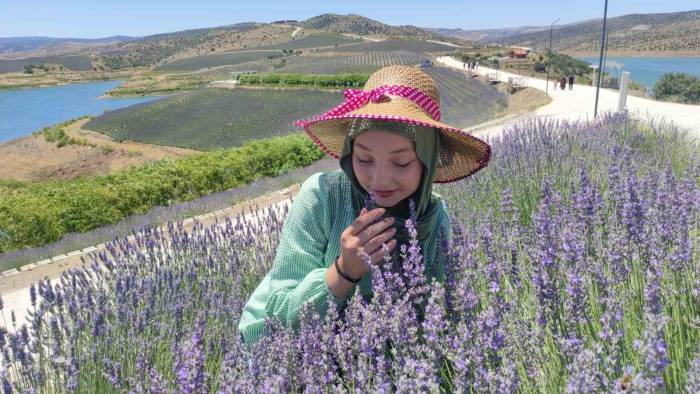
[{"x1": 364, "y1": 65, "x2": 440, "y2": 109}]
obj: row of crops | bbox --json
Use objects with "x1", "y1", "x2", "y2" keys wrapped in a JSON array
[
  {"x1": 84, "y1": 87, "x2": 345, "y2": 150},
  {"x1": 154, "y1": 38, "x2": 455, "y2": 74},
  {"x1": 254, "y1": 33, "x2": 361, "y2": 50},
  {"x1": 424, "y1": 66, "x2": 508, "y2": 126},
  {"x1": 0, "y1": 55, "x2": 93, "y2": 73},
  {"x1": 317, "y1": 39, "x2": 460, "y2": 53},
  {"x1": 84, "y1": 66, "x2": 506, "y2": 150},
  {"x1": 153, "y1": 50, "x2": 283, "y2": 72},
  {"x1": 275, "y1": 51, "x2": 424, "y2": 74},
  {"x1": 0, "y1": 132, "x2": 324, "y2": 254}
]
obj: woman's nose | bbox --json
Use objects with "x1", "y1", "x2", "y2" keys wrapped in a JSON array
[{"x1": 372, "y1": 163, "x2": 394, "y2": 186}]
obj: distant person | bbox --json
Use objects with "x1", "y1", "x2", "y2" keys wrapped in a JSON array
[
  {"x1": 475, "y1": 61, "x2": 479, "y2": 70},
  {"x1": 553, "y1": 77, "x2": 558, "y2": 90},
  {"x1": 568, "y1": 75, "x2": 575, "y2": 90},
  {"x1": 560, "y1": 76, "x2": 566, "y2": 91}
]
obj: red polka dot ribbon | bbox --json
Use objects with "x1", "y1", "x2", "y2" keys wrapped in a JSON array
[{"x1": 294, "y1": 85, "x2": 441, "y2": 128}]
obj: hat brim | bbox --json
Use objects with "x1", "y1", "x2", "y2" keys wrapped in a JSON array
[{"x1": 298, "y1": 96, "x2": 491, "y2": 183}]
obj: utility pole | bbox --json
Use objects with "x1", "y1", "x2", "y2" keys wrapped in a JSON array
[
  {"x1": 594, "y1": 0, "x2": 609, "y2": 118},
  {"x1": 545, "y1": 18, "x2": 559, "y2": 95}
]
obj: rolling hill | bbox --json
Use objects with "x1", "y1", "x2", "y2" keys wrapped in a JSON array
[
  {"x1": 0, "y1": 36, "x2": 135, "y2": 55},
  {"x1": 467, "y1": 9, "x2": 700, "y2": 54},
  {"x1": 1, "y1": 14, "x2": 468, "y2": 73}
]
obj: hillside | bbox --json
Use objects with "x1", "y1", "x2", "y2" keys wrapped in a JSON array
[
  {"x1": 425, "y1": 26, "x2": 549, "y2": 42},
  {"x1": 0, "y1": 36, "x2": 135, "y2": 57},
  {"x1": 101, "y1": 14, "x2": 467, "y2": 70},
  {"x1": 301, "y1": 14, "x2": 466, "y2": 44},
  {"x1": 492, "y1": 9, "x2": 700, "y2": 54},
  {"x1": 0, "y1": 14, "x2": 467, "y2": 73}
]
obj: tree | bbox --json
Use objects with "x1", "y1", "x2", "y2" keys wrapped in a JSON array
[{"x1": 654, "y1": 72, "x2": 700, "y2": 104}]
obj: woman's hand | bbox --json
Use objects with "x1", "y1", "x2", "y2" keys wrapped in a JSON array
[{"x1": 338, "y1": 207, "x2": 397, "y2": 280}]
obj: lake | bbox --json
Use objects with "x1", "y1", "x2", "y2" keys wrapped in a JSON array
[
  {"x1": 0, "y1": 80, "x2": 166, "y2": 143},
  {"x1": 575, "y1": 56, "x2": 700, "y2": 88}
]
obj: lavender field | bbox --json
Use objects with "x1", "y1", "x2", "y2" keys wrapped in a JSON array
[{"x1": 0, "y1": 113, "x2": 698, "y2": 393}]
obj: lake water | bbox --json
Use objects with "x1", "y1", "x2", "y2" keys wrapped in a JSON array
[
  {"x1": 0, "y1": 80, "x2": 166, "y2": 143},
  {"x1": 575, "y1": 56, "x2": 700, "y2": 88}
]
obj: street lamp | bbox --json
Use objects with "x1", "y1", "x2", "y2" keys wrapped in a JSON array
[
  {"x1": 545, "y1": 18, "x2": 560, "y2": 95},
  {"x1": 594, "y1": 0, "x2": 610, "y2": 118}
]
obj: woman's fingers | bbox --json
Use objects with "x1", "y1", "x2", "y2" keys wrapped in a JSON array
[
  {"x1": 367, "y1": 239, "x2": 397, "y2": 264},
  {"x1": 362, "y1": 226, "x2": 397, "y2": 256},
  {"x1": 347, "y1": 207, "x2": 384, "y2": 236},
  {"x1": 357, "y1": 216, "x2": 395, "y2": 245}
]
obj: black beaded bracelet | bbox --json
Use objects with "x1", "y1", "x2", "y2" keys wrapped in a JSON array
[{"x1": 334, "y1": 257, "x2": 361, "y2": 284}]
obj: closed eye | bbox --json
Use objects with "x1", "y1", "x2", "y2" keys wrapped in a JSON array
[{"x1": 358, "y1": 159, "x2": 412, "y2": 167}]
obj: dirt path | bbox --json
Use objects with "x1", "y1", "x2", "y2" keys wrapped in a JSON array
[
  {"x1": 0, "y1": 118, "x2": 197, "y2": 182},
  {"x1": 65, "y1": 117, "x2": 197, "y2": 158}
]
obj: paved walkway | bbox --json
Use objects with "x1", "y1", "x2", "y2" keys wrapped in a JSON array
[{"x1": 437, "y1": 56, "x2": 700, "y2": 141}]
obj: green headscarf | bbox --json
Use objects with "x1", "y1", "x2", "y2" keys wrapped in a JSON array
[{"x1": 339, "y1": 118, "x2": 442, "y2": 253}]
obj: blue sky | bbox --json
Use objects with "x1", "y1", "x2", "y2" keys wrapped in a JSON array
[{"x1": 0, "y1": 0, "x2": 697, "y2": 38}]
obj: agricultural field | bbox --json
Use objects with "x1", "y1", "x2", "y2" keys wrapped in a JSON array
[
  {"x1": 317, "y1": 39, "x2": 461, "y2": 53},
  {"x1": 152, "y1": 50, "x2": 283, "y2": 72},
  {"x1": 423, "y1": 66, "x2": 507, "y2": 126},
  {"x1": 84, "y1": 66, "x2": 505, "y2": 150},
  {"x1": 83, "y1": 87, "x2": 344, "y2": 150},
  {"x1": 253, "y1": 33, "x2": 361, "y2": 50},
  {"x1": 0, "y1": 55, "x2": 93, "y2": 73},
  {"x1": 198, "y1": 51, "x2": 424, "y2": 77},
  {"x1": 3, "y1": 113, "x2": 697, "y2": 392},
  {"x1": 275, "y1": 51, "x2": 423, "y2": 74}
]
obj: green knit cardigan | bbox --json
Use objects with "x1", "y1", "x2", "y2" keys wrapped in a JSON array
[{"x1": 237, "y1": 169, "x2": 452, "y2": 345}]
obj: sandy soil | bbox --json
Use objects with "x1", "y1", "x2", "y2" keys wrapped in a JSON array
[
  {"x1": 506, "y1": 87, "x2": 553, "y2": 113},
  {"x1": 0, "y1": 118, "x2": 198, "y2": 182}
]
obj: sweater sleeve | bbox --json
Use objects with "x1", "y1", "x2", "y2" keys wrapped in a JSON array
[
  {"x1": 264, "y1": 172, "x2": 350, "y2": 332},
  {"x1": 429, "y1": 198, "x2": 453, "y2": 285}
]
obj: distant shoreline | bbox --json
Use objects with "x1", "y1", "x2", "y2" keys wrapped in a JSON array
[{"x1": 563, "y1": 50, "x2": 700, "y2": 58}]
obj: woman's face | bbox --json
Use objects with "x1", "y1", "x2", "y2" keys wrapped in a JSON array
[{"x1": 352, "y1": 129, "x2": 423, "y2": 208}]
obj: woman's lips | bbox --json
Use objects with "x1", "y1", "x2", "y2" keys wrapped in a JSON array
[{"x1": 374, "y1": 189, "x2": 395, "y2": 198}]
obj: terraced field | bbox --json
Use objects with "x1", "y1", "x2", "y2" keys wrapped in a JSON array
[
  {"x1": 317, "y1": 39, "x2": 460, "y2": 53},
  {"x1": 83, "y1": 87, "x2": 344, "y2": 150},
  {"x1": 153, "y1": 50, "x2": 283, "y2": 72},
  {"x1": 0, "y1": 55, "x2": 93, "y2": 73},
  {"x1": 255, "y1": 33, "x2": 361, "y2": 50},
  {"x1": 423, "y1": 66, "x2": 507, "y2": 126},
  {"x1": 194, "y1": 51, "x2": 423, "y2": 78},
  {"x1": 276, "y1": 51, "x2": 423, "y2": 74}
]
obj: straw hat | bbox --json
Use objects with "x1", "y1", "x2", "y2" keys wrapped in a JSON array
[{"x1": 294, "y1": 65, "x2": 491, "y2": 183}]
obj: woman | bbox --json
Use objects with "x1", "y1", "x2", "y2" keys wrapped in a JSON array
[{"x1": 237, "y1": 65, "x2": 491, "y2": 345}]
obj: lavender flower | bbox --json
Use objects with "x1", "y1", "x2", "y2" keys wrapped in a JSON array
[{"x1": 175, "y1": 314, "x2": 207, "y2": 394}]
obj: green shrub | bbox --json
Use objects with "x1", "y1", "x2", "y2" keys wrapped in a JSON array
[
  {"x1": 0, "y1": 133, "x2": 324, "y2": 253},
  {"x1": 654, "y1": 72, "x2": 700, "y2": 104},
  {"x1": 237, "y1": 72, "x2": 369, "y2": 88}
]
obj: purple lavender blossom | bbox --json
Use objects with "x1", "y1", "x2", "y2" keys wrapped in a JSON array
[{"x1": 175, "y1": 314, "x2": 208, "y2": 394}]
